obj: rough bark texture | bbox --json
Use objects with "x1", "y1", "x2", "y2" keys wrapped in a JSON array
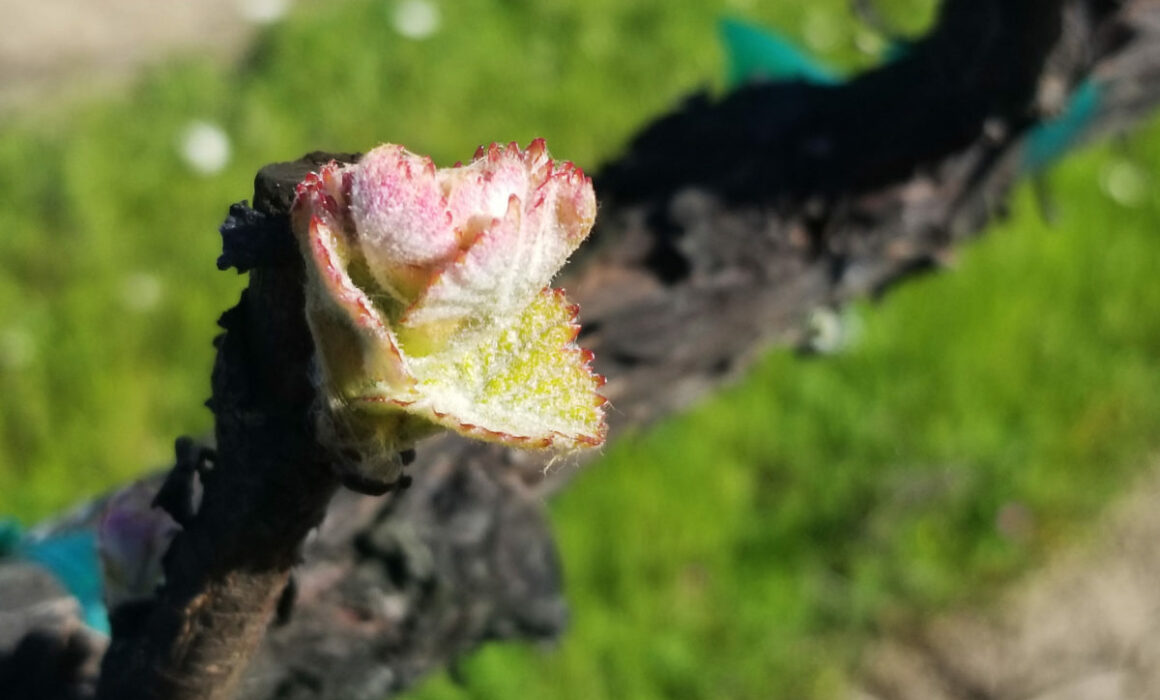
[
  {"x1": 94, "y1": 153, "x2": 355, "y2": 700},
  {"x1": 4, "y1": 0, "x2": 1160, "y2": 698}
]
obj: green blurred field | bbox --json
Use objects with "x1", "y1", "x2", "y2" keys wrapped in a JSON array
[{"x1": 3, "y1": 0, "x2": 1159, "y2": 697}]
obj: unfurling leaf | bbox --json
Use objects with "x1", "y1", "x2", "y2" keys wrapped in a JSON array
[{"x1": 292, "y1": 139, "x2": 606, "y2": 474}]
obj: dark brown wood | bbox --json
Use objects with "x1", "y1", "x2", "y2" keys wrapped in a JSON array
[{"x1": 95, "y1": 155, "x2": 357, "y2": 700}]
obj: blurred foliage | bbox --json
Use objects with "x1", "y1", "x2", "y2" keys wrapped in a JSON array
[
  {"x1": 3, "y1": 0, "x2": 1159, "y2": 697},
  {"x1": 0, "y1": 0, "x2": 933, "y2": 520}
]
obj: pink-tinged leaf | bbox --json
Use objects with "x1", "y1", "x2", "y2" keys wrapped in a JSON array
[
  {"x1": 291, "y1": 140, "x2": 606, "y2": 455},
  {"x1": 441, "y1": 141, "x2": 539, "y2": 233},
  {"x1": 402, "y1": 150, "x2": 596, "y2": 330},
  {"x1": 348, "y1": 145, "x2": 461, "y2": 301},
  {"x1": 293, "y1": 165, "x2": 414, "y2": 398}
]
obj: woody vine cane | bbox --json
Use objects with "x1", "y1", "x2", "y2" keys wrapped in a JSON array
[{"x1": 96, "y1": 140, "x2": 606, "y2": 700}]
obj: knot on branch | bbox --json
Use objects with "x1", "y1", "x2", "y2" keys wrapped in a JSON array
[{"x1": 217, "y1": 203, "x2": 296, "y2": 273}]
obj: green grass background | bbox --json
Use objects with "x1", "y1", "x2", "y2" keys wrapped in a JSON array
[{"x1": 3, "y1": 0, "x2": 1159, "y2": 697}]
